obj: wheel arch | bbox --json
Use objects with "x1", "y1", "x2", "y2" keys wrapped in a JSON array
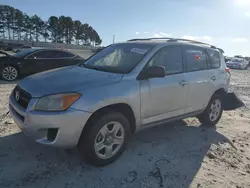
[
  {"x1": 78, "y1": 103, "x2": 136, "y2": 144},
  {"x1": 213, "y1": 88, "x2": 227, "y2": 97}
]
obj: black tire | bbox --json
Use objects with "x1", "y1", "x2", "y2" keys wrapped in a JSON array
[
  {"x1": 198, "y1": 94, "x2": 223, "y2": 126},
  {"x1": 78, "y1": 111, "x2": 131, "y2": 166},
  {"x1": 1, "y1": 66, "x2": 19, "y2": 81}
]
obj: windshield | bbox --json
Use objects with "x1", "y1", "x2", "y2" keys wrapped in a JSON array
[
  {"x1": 82, "y1": 43, "x2": 154, "y2": 74},
  {"x1": 12, "y1": 49, "x2": 35, "y2": 58}
]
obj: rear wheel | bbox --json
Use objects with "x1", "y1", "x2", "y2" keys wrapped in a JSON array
[
  {"x1": 1, "y1": 66, "x2": 19, "y2": 81},
  {"x1": 198, "y1": 94, "x2": 223, "y2": 126},
  {"x1": 78, "y1": 111, "x2": 130, "y2": 166}
]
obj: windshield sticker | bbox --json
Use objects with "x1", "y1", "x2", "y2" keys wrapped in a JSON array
[{"x1": 130, "y1": 48, "x2": 148, "y2": 55}]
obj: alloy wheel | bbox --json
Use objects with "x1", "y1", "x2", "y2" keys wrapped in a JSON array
[
  {"x1": 94, "y1": 121, "x2": 125, "y2": 159},
  {"x1": 209, "y1": 99, "x2": 221, "y2": 122},
  {"x1": 2, "y1": 66, "x2": 18, "y2": 81}
]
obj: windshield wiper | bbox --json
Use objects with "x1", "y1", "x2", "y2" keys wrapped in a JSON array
[
  {"x1": 80, "y1": 64, "x2": 106, "y2": 71},
  {"x1": 80, "y1": 64, "x2": 123, "y2": 74}
]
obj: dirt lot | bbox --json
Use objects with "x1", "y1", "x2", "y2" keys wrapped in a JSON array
[{"x1": 0, "y1": 69, "x2": 250, "y2": 188}]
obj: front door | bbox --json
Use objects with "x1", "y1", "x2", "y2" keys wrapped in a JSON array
[{"x1": 140, "y1": 45, "x2": 188, "y2": 125}]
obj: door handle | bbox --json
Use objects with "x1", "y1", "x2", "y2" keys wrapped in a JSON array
[
  {"x1": 211, "y1": 76, "x2": 217, "y2": 81},
  {"x1": 179, "y1": 80, "x2": 187, "y2": 86}
]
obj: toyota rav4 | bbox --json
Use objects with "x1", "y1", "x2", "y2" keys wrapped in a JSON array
[{"x1": 9, "y1": 38, "x2": 231, "y2": 166}]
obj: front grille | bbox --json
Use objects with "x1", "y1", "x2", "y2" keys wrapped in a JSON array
[{"x1": 13, "y1": 86, "x2": 32, "y2": 109}]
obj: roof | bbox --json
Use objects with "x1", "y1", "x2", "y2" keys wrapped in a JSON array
[{"x1": 126, "y1": 38, "x2": 224, "y2": 53}]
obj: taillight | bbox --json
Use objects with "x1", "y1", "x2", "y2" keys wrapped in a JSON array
[{"x1": 225, "y1": 67, "x2": 231, "y2": 75}]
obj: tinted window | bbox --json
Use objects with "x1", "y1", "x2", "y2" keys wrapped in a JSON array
[
  {"x1": 28, "y1": 51, "x2": 56, "y2": 59},
  {"x1": 27, "y1": 50, "x2": 74, "y2": 59},
  {"x1": 183, "y1": 46, "x2": 207, "y2": 72},
  {"x1": 13, "y1": 49, "x2": 35, "y2": 58},
  {"x1": 207, "y1": 49, "x2": 220, "y2": 68},
  {"x1": 54, "y1": 51, "x2": 75, "y2": 58},
  {"x1": 147, "y1": 45, "x2": 183, "y2": 74}
]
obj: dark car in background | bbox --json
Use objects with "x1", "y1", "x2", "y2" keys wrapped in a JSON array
[
  {"x1": 0, "y1": 48, "x2": 84, "y2": 81},
  {"x1": 12, "y1": 45, "x2": 32, "y2": 53},
  {"x1": 92, "y1": 47, "x2": 105, "y2": 54},
  {"x1": 3, "y1": 43, "x2": 23, "y2": 51}
]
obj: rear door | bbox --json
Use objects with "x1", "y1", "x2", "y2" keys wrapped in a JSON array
[
  {"x1": 51, "y1": 51, "x2": 82, "y2": 68},
  {"x1": 24, "y1": 50, "x2": 49, "y2": 74},
  {"x1": 183, "y1": 45, "x2": 215, "y2": 113}
]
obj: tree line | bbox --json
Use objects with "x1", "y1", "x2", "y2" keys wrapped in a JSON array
[{"x1": 0, "y1": 5, "x2": 102, "y2": 45}]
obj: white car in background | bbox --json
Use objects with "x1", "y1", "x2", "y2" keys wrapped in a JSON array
[{"x1": 226, "y1": 58, "x2": 249, "y2": 69}]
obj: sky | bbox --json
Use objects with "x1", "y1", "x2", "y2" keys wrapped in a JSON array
[{"x1": 1, "y1": 0, "x2": 250, "y2": 56}]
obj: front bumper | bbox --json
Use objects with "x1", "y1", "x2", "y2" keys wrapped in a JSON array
[{"x1": 9, "y1": 95, "x2": 92, "y2": 148}]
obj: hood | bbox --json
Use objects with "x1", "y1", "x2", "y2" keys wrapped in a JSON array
[{"x1": 18, "y1": 66, "x2": 123, "y2": 97}]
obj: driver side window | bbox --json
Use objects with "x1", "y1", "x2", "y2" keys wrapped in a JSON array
[{"x1": 147, "y1": 45, "x2": 183, "y2": 75}]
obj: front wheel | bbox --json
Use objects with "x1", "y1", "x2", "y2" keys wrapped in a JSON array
[
  {"x1": 198, "y1": 94, "x2": 223, "y2": 126},
  {"x1": 78, "y1": 111, "x2": 130, "y2": 166},
  {"x1": 1, "y1": 66, "x2": 19, "y2": 81}
]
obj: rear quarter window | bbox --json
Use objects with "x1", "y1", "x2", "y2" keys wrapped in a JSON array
[
  {"x1": 54, "y1": 51, "x2": 75, "y2": 58},
  {"x1": 183, "y1": 46, "x2": 208, "y2": 72},
  {"x1": 206, "y1": 49, "x2": 221, "y2": 69}
]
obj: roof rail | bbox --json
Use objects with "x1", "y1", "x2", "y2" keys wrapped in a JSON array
[
  {"x1": 127, "y1": 37, "x2": 220, "y2": 51},
  {"x1": 128, "y1": 37, "x2": 173, "y2": 42}
]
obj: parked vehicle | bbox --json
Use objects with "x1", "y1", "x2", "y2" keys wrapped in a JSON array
[
  {"x1": 0, "y1": 48, "x2": 84, "y2": 81},
  {"x1": 12, "y1": 45, "x2": 32, "y2": 53},
  {"x1": 3, "y1": 43, "x2": 23, "y2": 51},
  {"x1": 0, "y1": 50, "x2": 10, "y2": 57},
  {"x1": 0, "y1": 41, "x2": 6, "y2": 50},
  {"x1": 94, "y1": 47, "x2": 105, "y2": 53},
  {"x1": 224, "y1": 56, "x2": 232, "y2": 63},
  {"x1": 226, "y1": 57, "x2": 249, "y2": 69},
  {"x1": 234, "y1": 55, "x2": 244, "y2": 58},
  {"x1": 9, "y1": 38, "x2": 231, "y2": 166},
  {"x1": 245, "y1": 57, "x2": 250, "y2": 66}
]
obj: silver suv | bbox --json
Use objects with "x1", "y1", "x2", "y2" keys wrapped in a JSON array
[{"x1": 9, "y1": 38, "x2": 231, "y2": 166}]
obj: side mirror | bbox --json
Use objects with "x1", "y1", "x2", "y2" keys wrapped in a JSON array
[{"x1": 137, "y1": 66, "x2": 166, "y2": 80}]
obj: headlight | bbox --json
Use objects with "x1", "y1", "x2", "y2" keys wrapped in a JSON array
[{"x1": 35, "y1": 93, "x2": 81, "y2": 111}]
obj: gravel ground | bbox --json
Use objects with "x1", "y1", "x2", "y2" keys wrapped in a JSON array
[{"x1": 0, "y1": 69, "x2": 250, "y2": 188}]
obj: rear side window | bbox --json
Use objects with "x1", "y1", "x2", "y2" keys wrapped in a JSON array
[
  {"x1": 183, "y1": 46, "x2": 208, "y2": 72},
  {"x1": 206, "y1": 49, "x2": 221, "y2": 69},
  {"x1": 147, "y1": 45, "x2": 183, "y2": 75},
  {"x1": 54, "y1": 51, "x2": 75, "y2": 58},
  {"x1": 27, "y1": 50, "x2": 75, "y2": 59}
]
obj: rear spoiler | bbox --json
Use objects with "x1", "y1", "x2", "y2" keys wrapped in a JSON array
[{"x1": 217, "y1": 48, "x2": 225, "y2": 54}]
